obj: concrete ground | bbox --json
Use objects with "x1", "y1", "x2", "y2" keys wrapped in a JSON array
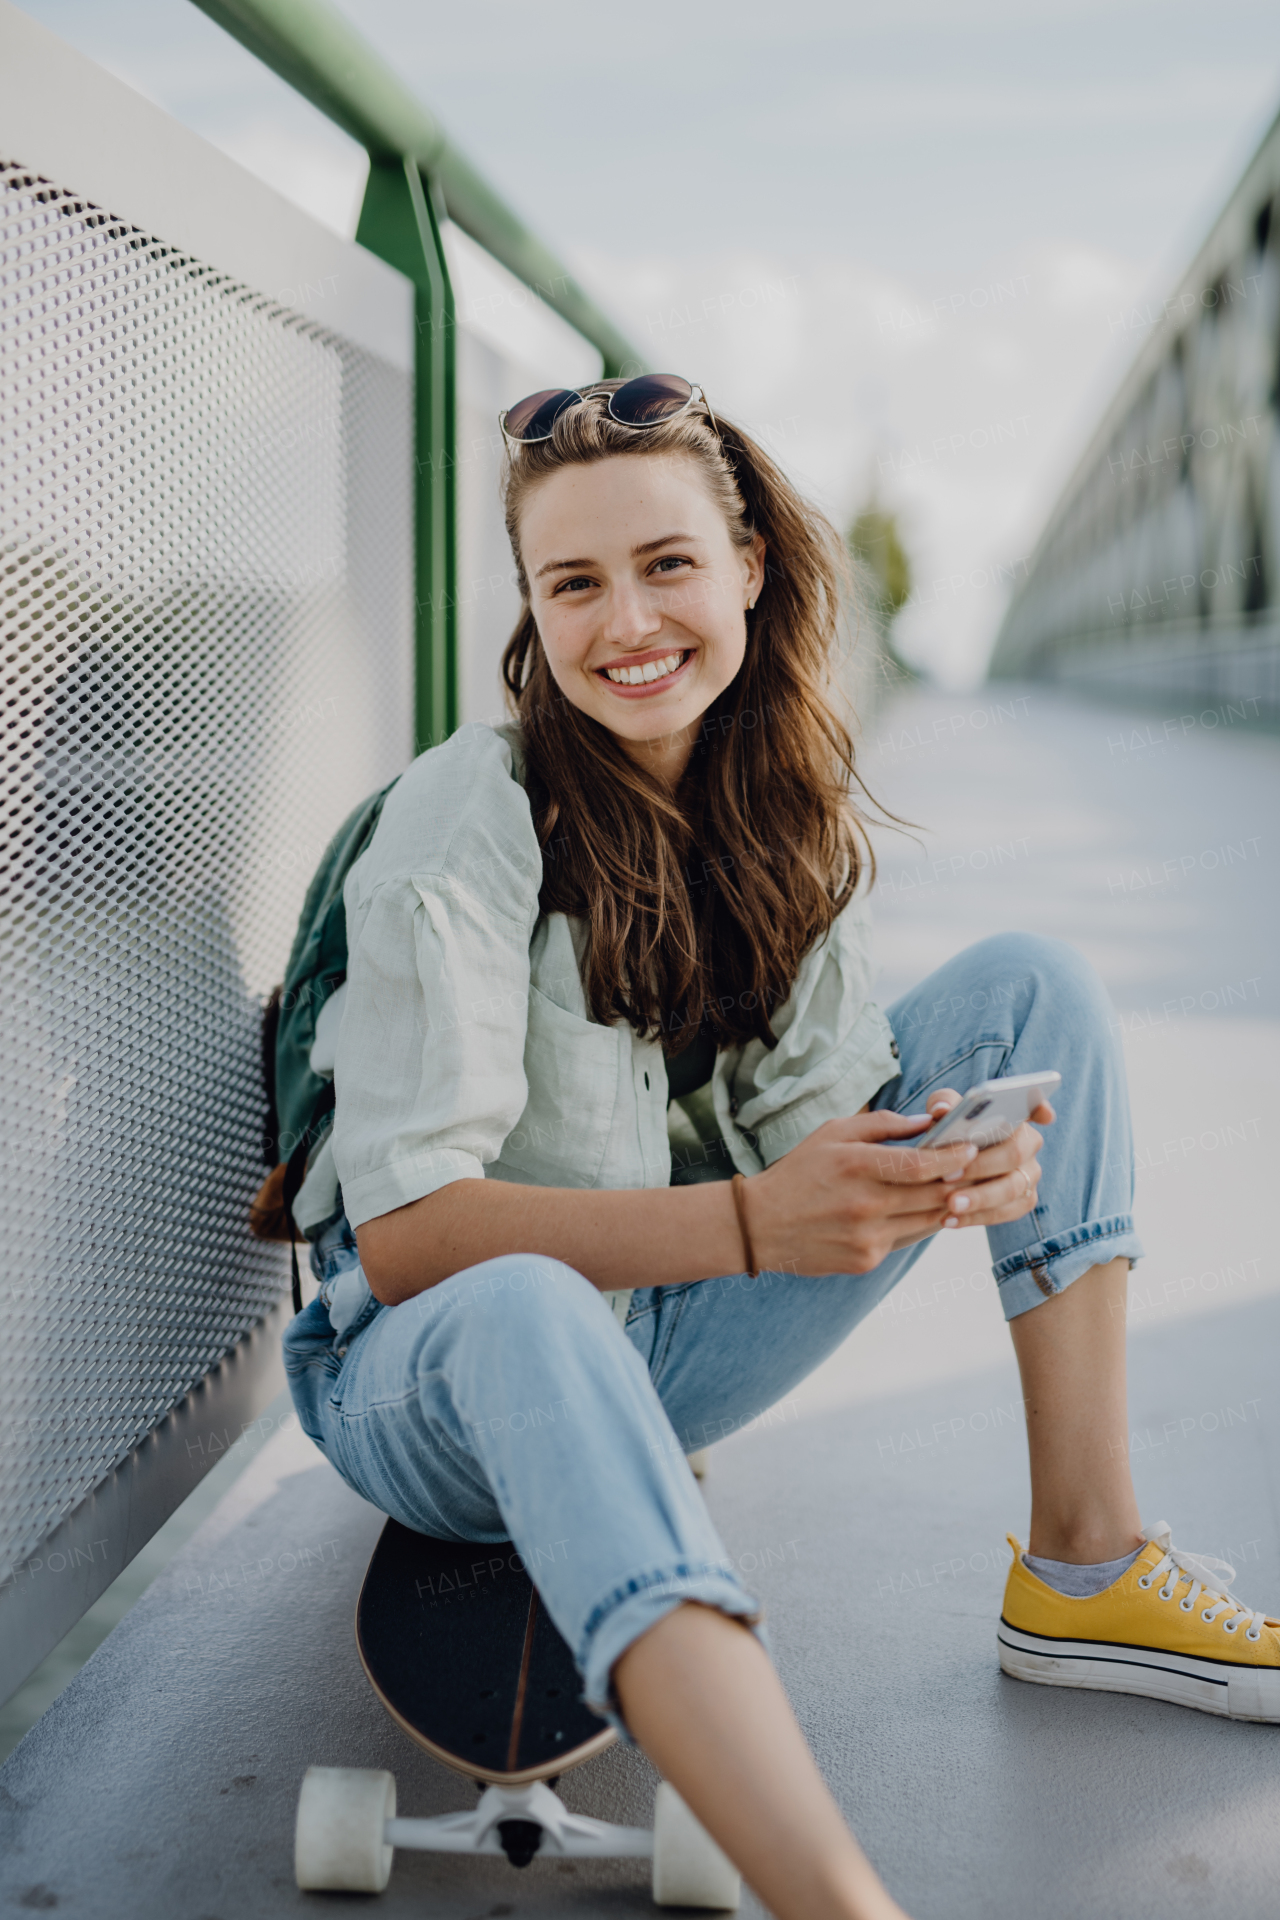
[{"x1": 2, "y1": 683, "x2": 1278, "y2": 1919}]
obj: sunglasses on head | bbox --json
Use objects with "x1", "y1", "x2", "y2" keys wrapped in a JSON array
[{"x1": 499, "y1": 373, "x2": 715, "y2": 445}]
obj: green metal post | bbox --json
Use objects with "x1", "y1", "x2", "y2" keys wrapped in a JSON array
[{"x1": 357, "y1": 157, "x2": 456, "y2": 752}]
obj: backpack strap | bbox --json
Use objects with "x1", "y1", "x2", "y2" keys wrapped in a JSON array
[
  {"x1": 280, "y1": 1081, "x2": 337, "y2": 1315},
  {"x1": 259, "y1": 982, "x2": 284, "y2": 1169}
]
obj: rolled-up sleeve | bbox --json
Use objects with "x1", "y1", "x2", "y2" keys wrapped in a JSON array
[
  {"x1": 711, "y1": 893, "x2": 900, "y2": 1173},
  {"x1": 330, "y1": 727, "x2": 542, "y2": 1231}
]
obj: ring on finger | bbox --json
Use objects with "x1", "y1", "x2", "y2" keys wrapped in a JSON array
[{"x1": 1017, "y1": 1167, "x2": 1032, "y2": 1198}]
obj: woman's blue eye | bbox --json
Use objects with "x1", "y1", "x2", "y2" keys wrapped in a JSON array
[
  {"x1": 556, "y1": 575, "x2": 594, "y2": 593},
  {"x1": 653, "y1": 555, "x2": 690, "y2": 573}
]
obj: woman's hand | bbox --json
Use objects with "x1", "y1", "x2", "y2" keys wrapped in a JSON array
[
  {"x1": 903, "y1": 1087, "x2": 1054, "y2": 1236},
  {"x1": 747, "y1": 1105, "x2": 977, "y2": 1276},
  {"x1": 746, "y1": 1089, "x2": 1054, "y2": 1276}
]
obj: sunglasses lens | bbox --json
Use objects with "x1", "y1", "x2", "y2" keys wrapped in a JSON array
[
  {"x1": 504, "y1": 387, "x2": 582, "y2": 441},
  {"x1": 609, "y1": 374, "x2": 694, "y2": 427}
]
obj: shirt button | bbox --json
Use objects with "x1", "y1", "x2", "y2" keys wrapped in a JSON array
[{"x1": 337, "y1": 1345, "x2": 347, "y2": 1357}]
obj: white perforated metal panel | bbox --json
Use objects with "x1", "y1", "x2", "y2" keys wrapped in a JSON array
[{"x1": 0, "y1": 158, "x2": 413, "y2": 1580}]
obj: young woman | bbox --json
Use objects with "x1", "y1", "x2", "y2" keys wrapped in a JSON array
[{"x1": 284, "y1": 375, "x2": 1279, "y2": 1920}]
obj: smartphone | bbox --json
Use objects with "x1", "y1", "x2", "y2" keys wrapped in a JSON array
[{"x1": 911, "y1": 1071, "x2": 1061, "y2": 1151}]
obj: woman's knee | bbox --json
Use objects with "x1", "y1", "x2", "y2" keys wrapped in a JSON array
[
  {"x1": 431, "y1": 1253, "x2": 608, "y2": 1352},
  {"x1": 963, "y1": 930, "x2": 1110, "y2": 1028}
]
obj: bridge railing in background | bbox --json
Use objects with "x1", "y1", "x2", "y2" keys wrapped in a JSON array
[
  {"x1": 990, "y1": 104, "x2": 1280, "y2": 717},
  {"x1": 0, "y1": 0, "x2": 641, "y2": 1701}
]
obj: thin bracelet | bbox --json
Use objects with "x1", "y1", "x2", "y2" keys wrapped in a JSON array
[{"x1": 731, "y1": 1173, "x2": 759, "y2": 1280}]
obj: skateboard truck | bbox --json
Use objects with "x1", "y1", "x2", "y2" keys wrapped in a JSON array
[
  {"x1": 392, "y1": 1778, "x2": 655, "y2": 1863},
  {"x1": 296, "y1": 1767, "x2": 741, "y2": 1908}
]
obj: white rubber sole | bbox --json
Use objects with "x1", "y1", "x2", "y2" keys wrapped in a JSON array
[{"x1": 998, "y1": 1619, "x2": 1280, "y2": 1722}]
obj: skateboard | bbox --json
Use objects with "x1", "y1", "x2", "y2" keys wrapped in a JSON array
[{"x1": 294, "y1": 1518, "x2": 740, "y2": 1908}]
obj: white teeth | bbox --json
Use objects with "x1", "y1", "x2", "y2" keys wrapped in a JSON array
[{"x1": 604, "y1": 651, "x2": 686, "y2": 686}]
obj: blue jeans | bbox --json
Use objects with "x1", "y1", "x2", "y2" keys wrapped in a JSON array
[{"x1": 284, "y1": 932, "x2": 1142, "y2": 1730}]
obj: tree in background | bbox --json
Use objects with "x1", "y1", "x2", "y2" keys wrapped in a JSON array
[{"x1": 845, "y1": 501, "x2": 918, "y2": 691}]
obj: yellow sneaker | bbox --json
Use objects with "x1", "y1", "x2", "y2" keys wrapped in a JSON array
[{"x1": 998, "y1": 1522, "x2": 1280, "y2": 1721}]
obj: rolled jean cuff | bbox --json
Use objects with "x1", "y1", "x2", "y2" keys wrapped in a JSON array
[
  {"x1": 579, "y1": 1562, "x2": 766, "y2": 1742},
  {"x1": 994, "y1": 1215, "x2": 1145, "y2": 1320}
]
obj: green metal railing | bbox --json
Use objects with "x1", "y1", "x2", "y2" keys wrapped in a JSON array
[{"x1": 191, "y1": 0, "x2": 644, "y2": 749}]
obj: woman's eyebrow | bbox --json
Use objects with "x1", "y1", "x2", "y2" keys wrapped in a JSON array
[
  {"x1": 534, "y1": 532, "x2": 700, "y2": 581},
  {"x1": 534, "y1": 554, "x2": 594, "y2": 579},
  {"x1": 632, "y1": 531, "x2": 698, "y2": 558}
]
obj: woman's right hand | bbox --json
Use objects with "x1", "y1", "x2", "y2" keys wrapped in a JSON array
[{"x1": 745, "y1": 1108, "x2": 983, "y2": 1276}]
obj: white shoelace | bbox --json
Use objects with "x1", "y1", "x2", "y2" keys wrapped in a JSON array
[{"x1": 1141, "y1": 1521, "x2": 1266, "y2": 1641}]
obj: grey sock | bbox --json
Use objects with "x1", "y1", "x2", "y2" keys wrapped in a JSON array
[{"x1": 1024, "y1": 1546, "x2": 1143, "y2": 1597}]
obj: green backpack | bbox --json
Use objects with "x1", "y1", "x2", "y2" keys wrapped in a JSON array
[{"x1": 252, "y1": 776, "x2": 400, "y2": 1309}]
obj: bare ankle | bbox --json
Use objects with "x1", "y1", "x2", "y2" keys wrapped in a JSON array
[{"x1": 1027, "y1": 1522, "x2": 1143, "y2": 1564}]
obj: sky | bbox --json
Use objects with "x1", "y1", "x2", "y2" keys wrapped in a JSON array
[{"x1": 14, "y1": 0, "x2": 1280, "y2": 686}]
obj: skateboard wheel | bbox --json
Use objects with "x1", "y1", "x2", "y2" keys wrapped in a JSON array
[
  {"x1": 652, "y1": 1781, "x2": 741, "y2": 1910},
  {"x1": 295, "y1": 1765, "x2": 396, "y2": 1892}
]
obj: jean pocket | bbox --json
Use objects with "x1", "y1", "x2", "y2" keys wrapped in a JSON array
[
  {"x1": 283, "y1": 1299, "x2": 345, "y2": 1444},
  {"x1": 644, "y1": 1282, "x2": 697, "y2": 1388}
]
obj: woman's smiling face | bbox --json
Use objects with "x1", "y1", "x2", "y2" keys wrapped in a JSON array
[{"x1": 517, "y1": 452, "x2": 765, "y2": 786}]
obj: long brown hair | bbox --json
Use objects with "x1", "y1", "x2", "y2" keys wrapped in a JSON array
[{"x1": 501, "y1": 381, "x2": 874, "y2": 1055}]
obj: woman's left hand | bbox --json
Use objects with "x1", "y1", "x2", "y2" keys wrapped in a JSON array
[
  {"x1": 922, "y1": 1087, "x2": 1053, "y2": 1231},
  {"x1": 885, "y1": 1088, "x2": 1054, "y2": 1249}
]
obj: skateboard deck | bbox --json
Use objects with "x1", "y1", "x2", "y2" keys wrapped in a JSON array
[{"x1": 356, "y1": 1519, "x2": 615, "y2": 1785}]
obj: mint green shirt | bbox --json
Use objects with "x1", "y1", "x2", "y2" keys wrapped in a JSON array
[{"x1": 294, "y1": 722, "x2": 900, "y2": 1317}]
